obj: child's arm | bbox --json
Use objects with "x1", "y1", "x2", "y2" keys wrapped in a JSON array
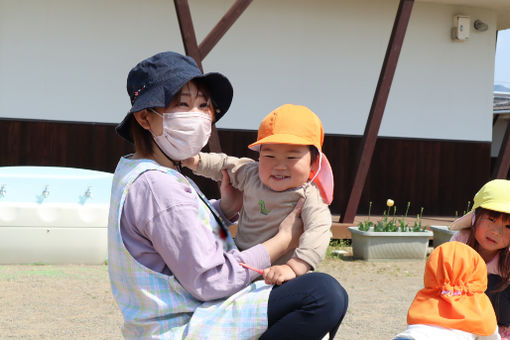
[
  {"x1": 182, "y1": 155, "x2": 200, "y2": 171},
  {"x1": 183, "y1": 152, "x2": 254, "y2": 189},
  {"x1": 286, "y1": 257, "x2": 311, "y2": 276},
  {"x1": 292, "y1": 186, "x2": 333, "y2": 270}
]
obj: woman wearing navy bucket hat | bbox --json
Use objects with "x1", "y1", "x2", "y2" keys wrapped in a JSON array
[{"x1": 108, "y1": 51, "x2": 348, "y2": 340}]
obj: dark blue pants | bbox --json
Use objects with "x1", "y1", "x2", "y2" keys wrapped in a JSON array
[{"x1": 261, "y1": 272, "x2": 349, "y2": 340}]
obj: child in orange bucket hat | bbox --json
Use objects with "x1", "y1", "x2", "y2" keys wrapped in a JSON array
[
  {"x1": 394, "y1": 241, "x2": 502, "y2": 340},
  {"x1": 184, "y1": 104, "x2": 334, "y2": 285}
]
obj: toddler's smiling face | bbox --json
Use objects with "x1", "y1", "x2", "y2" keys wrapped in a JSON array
[{"x1": 258, "y1": 144, "x2": 313, "y2": 192}]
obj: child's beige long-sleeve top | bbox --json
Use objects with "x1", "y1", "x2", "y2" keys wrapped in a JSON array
[{"x1": 194, "y1": 152, "x2": 332, "y2": 269}]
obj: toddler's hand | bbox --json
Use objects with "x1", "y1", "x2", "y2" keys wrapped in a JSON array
[
  {"x1": 263, "y1": 264, "x2": 296, "y2": 285},
  {"x1": 182, "y1": 155, "x2": 199, "y2": 170}
]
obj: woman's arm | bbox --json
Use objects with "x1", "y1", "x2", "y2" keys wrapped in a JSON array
[
  {"x1": 147, "y1": 202, "x2": 268, "y2": 300},
  {"x1": 126, "y1": 171, "x2": 302, "y2": 301},
  {"x1": 149, "y1": 199, "x2": 303, "y2": 300},
  {"x1": 261, "y1": 198, "x2": 304, "y2": 263}
]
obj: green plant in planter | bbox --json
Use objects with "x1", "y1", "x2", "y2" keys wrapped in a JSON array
[
  {"x1": 358, "y1": 201, "x2": 374, "y2": 231},
  {"x1": 411, "y1": 207, "x2": 428, "y2": 232},
  {"x1": 358, "y1": 199, "x2": 428, "y2": 232},
  {"x1": 398, "y1": 201, "x2": 411, "y2": 232},
  {"x1": 452, "y1": 200, "x2": 472, "y2": 230}
]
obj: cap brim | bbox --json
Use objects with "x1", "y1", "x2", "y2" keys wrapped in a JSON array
[
  {"x1": 450, "y1": 211, "x2": 474, "y2": 230},
  {"x1": 200, "y1": 72, "x2": 233, "y2": 123},
  {"x1": 115, "y1": 112, "x2": 134, "y2": 143},
  {"x1": 248, "y1": 134, "x2": 318, "y2": 151}
]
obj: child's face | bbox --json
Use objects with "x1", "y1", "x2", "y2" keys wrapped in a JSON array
[
  {"x1": 474, "y1": 212, "x2": 510, "y2": 257},
  {"x1": 258, "y1": 144, "x2": 313, "y2": 192}
]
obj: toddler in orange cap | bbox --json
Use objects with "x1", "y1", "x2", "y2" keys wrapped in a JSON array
[
  {"x1": 184, "y1": 104, "x2": 334, "y2": 285},
  {"x1": 449, "y1": 179, "x2": 510, "y2": 339},
  {"x1": 394, "y1": 241, "x2": 502, "y2": 340}
]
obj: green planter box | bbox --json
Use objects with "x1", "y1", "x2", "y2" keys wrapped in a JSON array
[
  {"x1": 348, "y1": 226, "x2": 432, "y2": 260},
  {"x1": 430, "y1": 225, "x2": 455, "y2": 248}
]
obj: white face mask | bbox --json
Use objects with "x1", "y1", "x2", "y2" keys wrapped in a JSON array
[{"x1": 151, "y1": 111, "x2": 212, "y2": 161}]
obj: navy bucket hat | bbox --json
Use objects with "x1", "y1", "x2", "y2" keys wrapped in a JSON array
[{"x1": 116, "y1": 51, "x2": 233, "y2": 143}]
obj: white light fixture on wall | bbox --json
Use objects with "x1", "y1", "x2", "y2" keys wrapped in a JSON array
[{"x1": 452, "y1": 15, "x2": 470, "y2": 41}]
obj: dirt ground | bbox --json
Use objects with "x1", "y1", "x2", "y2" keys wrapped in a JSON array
[{"x1": 0, "y1": 248, "x2": 427, "y2": 340}]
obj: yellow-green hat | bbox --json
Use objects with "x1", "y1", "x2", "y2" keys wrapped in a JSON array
[{"x1": 450, "y1": 179, "x2": 510, "y2": 230}]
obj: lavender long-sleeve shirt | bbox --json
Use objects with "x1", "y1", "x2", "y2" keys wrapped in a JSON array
[{"x1": 120, "y1": 170, "x2": 270, "y2": 301}]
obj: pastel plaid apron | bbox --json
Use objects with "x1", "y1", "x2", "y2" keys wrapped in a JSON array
[{"x1": 108, "y1": 156, "x2": 271, "y2": 339}]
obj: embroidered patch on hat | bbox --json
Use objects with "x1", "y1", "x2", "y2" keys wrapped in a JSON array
[{"x1": 131, "y1": 85, "x2": 146, "y2": 104}]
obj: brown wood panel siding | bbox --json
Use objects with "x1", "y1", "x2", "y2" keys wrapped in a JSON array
[
  {"x1": 216, "y1": 130, "x2": 491, "y2": 217},
  {"x1": 361, "y1": 138, "x2": 490, "y2": 217},
  {"x1": 0, "y1": 118, "x2": 133, "y2": 173},
  {"x1": 0, "y1": 119, "x2": 490, "y2": 217}
]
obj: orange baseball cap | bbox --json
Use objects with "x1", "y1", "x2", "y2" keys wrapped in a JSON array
[
  {"x1": 407, "y1": 241, "x2": 497, "y2": 336},
  {"x1": 248, "y1": 104, "x2": 334, "y2": 204}
]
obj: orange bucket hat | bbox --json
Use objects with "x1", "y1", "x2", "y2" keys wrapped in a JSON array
[
  {"x1": 407, "y1": 241, "x2": 497, "y2": 336},
  {"x1": 248, "y1": 104, "x2": 334, "y2": 204}
]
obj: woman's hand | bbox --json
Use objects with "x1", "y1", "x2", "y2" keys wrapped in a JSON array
[
  {"x1": 219, "y1": 169, "x2": 243, "y2": 220},
  {"x1": 262, "y1": 198, "x2": 304, "y2": 263},
  {"x1": 278, "y1": 198, "x2": 304, "y2": 249}
]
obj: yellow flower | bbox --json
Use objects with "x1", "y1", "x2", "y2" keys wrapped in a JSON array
[{"x1": 386, "y1": 199, "x2": 394, "y2": 207}]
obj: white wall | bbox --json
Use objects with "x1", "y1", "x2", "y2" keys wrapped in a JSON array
[
  {"x1": 383, "y1": 3, "x2": 496, "y2": 141},
  {"x1": 0, "y1": 0, "x2": 182, "y2": 123},
  {"x1": 0, "y1": 0, "x2": 498, "y2": 142}
]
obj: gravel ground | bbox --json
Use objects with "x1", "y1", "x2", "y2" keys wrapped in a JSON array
[{"x1": 0, "y1": 249, "x2": 427, "y2": 340}]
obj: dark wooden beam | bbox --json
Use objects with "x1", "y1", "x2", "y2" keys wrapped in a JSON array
[
  {"x1": 340, "y1": 0, "x2": 415, "y2": 223},
  {"x1": 493, "y1": 118, "x2": 510, "y2": 179},
  {"x1": 173, "y1": 0, "x2": 253, "y2": 154},
  {"x1": 198, "y1": 0, "x2": 253, "y2": 60},
  {"x1": 173, "y1": 0, "x2": 202, "y2": 72},
  {"x1": 173, "y1": 0, "x2": 219, "y2": 152}
]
